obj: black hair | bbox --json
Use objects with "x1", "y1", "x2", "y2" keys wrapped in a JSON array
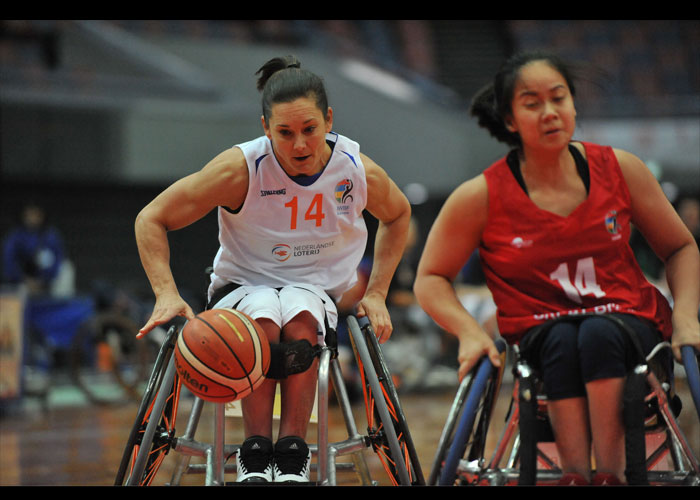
[
  {"x1": 255, "y1": 55, "x2": 329, "y2": 124},
  {"x1": 470, "y1": 51, "x2": 579, "y2": 149}
]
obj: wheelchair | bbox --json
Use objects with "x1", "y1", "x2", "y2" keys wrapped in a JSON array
[
  {"x1": 429, "y1": 315, "x2": 700, "y2": 486},
  {"x1": 114, "y1": 313, "x2": 425, "y2": 486}
]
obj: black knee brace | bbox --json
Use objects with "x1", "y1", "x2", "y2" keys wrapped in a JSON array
[{"x1": 265, "y1": 340, "x2": 323, "y2": 379}]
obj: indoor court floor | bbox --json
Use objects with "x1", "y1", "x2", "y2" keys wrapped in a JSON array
[
  {"x1": 1, "y1": 364, "x2": 698, "y2": 486},
  {"x1": 0, "y1": 375, "x2": 457, "y2": 486}
]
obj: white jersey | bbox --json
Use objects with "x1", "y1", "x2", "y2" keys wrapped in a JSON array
[{"x1": 209, "y1": 132, "x2": 368, "y2": 300}]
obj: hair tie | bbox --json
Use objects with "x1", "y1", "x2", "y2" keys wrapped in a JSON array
[{"x1": 286, "y1": 62, "x2": 301, "y2": 69}]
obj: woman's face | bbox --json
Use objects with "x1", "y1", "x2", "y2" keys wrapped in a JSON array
[
  {"x1": 506, "y1": 60, "x2": 577, "y2": 153},
  {"x1": 263, "y1": 96, "x2": 333, "y2": 177}
]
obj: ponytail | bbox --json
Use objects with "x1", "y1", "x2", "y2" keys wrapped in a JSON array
[
  {"x1": 470, "y1": 83, "x2": 520, "y2": 148},
  {"x1": 255, "y1": 55, "x2": 301, "y2": 91}
]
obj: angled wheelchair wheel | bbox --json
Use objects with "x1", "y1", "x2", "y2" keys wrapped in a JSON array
[
  {"x1": 428, "y1": 371, "x2": 471, "y2": 485},
  {"x1": 347, "y1": 315, "x2": 425, "y2": 485},
  {"x1": 433, "y1": 338, "x2": 507, "y2": 486},
  {"x1": 115, "y1": 325, "x2": 182, "y2": 486},
  {"x1": 681, "y1": 345, "x2": 700, "y2": 419}
]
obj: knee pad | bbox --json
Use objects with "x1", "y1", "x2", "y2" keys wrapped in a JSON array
[{"x1": 266, "y1": 340, "x2": 323, "y2": 379}]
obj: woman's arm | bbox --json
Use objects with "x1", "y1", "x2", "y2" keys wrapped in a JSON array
[
  {"x1": 414, "y1": 175, "x2": 502, "y2": 380},
  {"x1": 360, "y1": 153, "x2": 412, "y2": 342},
  {"x1": 616, "y1": 148, "x2": 700, "y2": 360},
  {"x1": 135, "y1": 147, "x2": 249, "y2": 337}
]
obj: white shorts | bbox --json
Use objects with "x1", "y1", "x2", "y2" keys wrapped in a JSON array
[{"x1": 208, "y1": 283, "x2": 338, "y2": 344}]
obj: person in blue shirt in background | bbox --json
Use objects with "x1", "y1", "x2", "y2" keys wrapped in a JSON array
[{"x1": 2, "y1": 202, "x2": 66, "y2": 296}]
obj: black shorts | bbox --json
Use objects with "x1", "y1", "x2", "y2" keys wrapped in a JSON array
[{"x1": 520, "y1": 314, "x2": 666, "y2": 401}]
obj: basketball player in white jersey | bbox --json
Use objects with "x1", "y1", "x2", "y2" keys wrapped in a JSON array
[{"x1": 134, "y1": 55, "x2": 411, "y2": 483}]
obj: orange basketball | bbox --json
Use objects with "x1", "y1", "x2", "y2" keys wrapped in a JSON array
[{"x1": 174, "y1": 308, "x2": 270, "y2": 403}]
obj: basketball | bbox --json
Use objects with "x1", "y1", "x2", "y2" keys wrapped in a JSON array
[{"x1": 174, "y1": 308, "x2": 271, "y2": 402}]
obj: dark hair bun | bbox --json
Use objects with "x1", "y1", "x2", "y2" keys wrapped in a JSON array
[{"x1": 255, "y1": 55, "x2": 302, "y2": 91}]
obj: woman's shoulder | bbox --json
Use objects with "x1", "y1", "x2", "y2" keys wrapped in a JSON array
[{"x1": 443, "y1": 174, "x2": 489, "y2": 216}]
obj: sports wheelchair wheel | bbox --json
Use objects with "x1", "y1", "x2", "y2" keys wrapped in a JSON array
[
  {"x1": 347, "y1": 315, "x2": 425, "y2": 485},
  {"x1": 681, "y1": 345, "x2": 700, "y2": 419},
  {"x1": 431, "y1": 338, "x2": 507, "y2": 486},
  {"x1": 114, "y1": 325, "x2": 182, "y2": 486}
]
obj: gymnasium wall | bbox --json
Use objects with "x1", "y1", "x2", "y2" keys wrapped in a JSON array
[{"x1": 1, "y1": 21, "x2": 698, "y2": 299}]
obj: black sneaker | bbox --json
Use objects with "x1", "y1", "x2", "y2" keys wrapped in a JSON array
[
  {"x1": 273, "y1": 436, "x2": 311, "y2": 483},
  {"x1": 235, "y1": 436, "x2": 274, "y2": 483}
]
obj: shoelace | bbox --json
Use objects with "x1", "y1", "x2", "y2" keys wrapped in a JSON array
[
  {"x1": 239, "y1": 449, "x2": 272, "y2": 473},
  {"x1": 274, "y1": 449, "x2": 309, "y2": 475}
]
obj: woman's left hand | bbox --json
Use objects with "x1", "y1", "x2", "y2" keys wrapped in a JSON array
[
  {"x1": 671, "y1": 313, "x2": 700, "y2": 362},
  {"x1": 356, "y1": 292, "x2": 393, "y2": 343}
]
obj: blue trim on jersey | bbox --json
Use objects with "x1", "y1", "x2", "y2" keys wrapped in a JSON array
[
  {"x1": 255, "y1": 154, "x2": 269, "y2": 173},
  {"x1": 292, "y1": 170, "x2": 324, "y2": 186},
  {"x1": 341, "y1": 151, "x2": 358, "y2": 168}
]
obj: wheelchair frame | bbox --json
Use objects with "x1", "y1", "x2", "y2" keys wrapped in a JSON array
[
  {"x1": 114, "y1": 314, "x2": 424, "y2": 486},
  {"x1": 430, "y1": 337, "x2": 700, "y2": 486}
]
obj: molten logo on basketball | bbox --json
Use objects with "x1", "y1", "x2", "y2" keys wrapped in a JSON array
[{"x1": 175, "y1": 356, "x2": 210, "y2": 394}]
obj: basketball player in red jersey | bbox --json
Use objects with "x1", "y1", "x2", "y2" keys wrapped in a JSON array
[{"x1": 414, "y1": 51, "x2": 699, "y2": 485}]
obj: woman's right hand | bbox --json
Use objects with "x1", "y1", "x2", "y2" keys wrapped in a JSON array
[
  {"x1": 137, "y1": 292, "x2": 195, "y2": 339},
  {"x1": 456, "y1": 328, "x2": 502, "y2": 382}
]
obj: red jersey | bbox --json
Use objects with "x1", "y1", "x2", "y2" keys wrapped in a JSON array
[{"x1": 479, "y1": 142, "x2": 672, "y2": 343}]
